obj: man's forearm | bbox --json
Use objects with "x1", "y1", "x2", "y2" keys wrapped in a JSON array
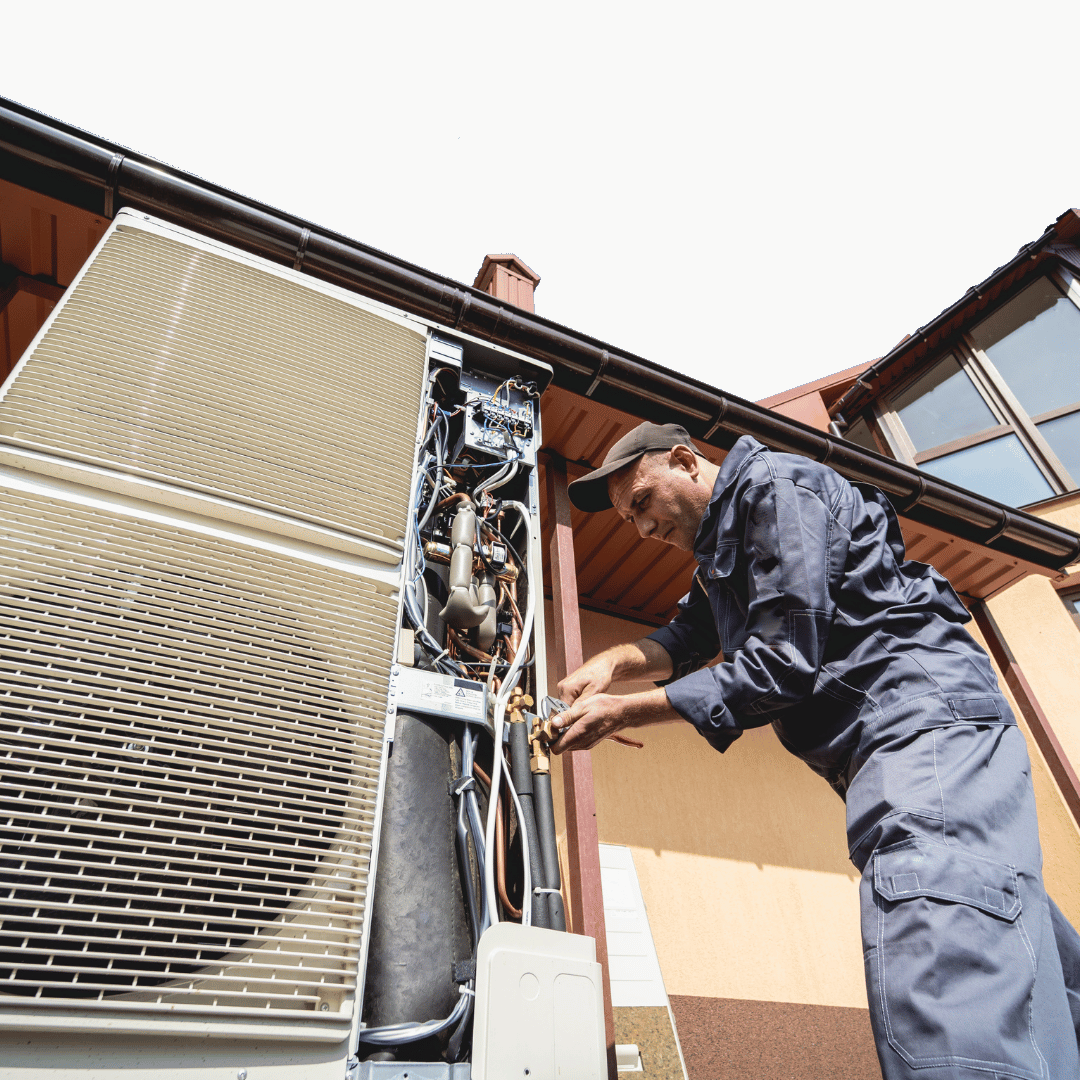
[
  {"x1": 597, "y1": 638, "x2": 675, "y2": 683},
  {"x1": 556, "y1": 638, "x2": 674, "y2": 706}
]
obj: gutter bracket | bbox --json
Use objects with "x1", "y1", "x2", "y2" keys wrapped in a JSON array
[
  {"x1": 104, "y1": 152, "x2": 124, "y2": 219},
  {"x1": 453, "y1": 289, "x2": 472, "y2": 330},
  {"x1": 704, "y1": 399, "x2": 729, "y2": 441},
  {"x1": 893, "y1": 473, "x2": 926, "y2": 514},
  {"x1": 584, "y1": 351, "x2": 610, "y2": 398},
  {"x1": 982, "y1": 509, "x2": 1014, "y2": 547},
  {"x1": 293, "y1": 227, "x2": 311, "y2": 272}
]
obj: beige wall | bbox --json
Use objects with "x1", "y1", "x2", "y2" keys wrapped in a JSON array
[
  {"x1": 981, "y1": 491, "x2": 1080, "y2": 925},
  {"x1": 546, "y1": 587, "x2": 1080, "y2": 1012},
  {"x1": 988, "y1": 494, "x2": 1080, "y2": 779}
]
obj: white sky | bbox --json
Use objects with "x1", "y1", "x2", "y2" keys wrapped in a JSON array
[{"x1": 3, "y1": 1, "x2": 1077, "y2": 402}]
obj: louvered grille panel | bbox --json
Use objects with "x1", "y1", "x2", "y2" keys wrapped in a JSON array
[
  {"x1": 0, "y1": 488, "x2": 395, "y2": 1015},
  {"x1": 0, "y1": 222, "x2": 426, "y2": 548}
]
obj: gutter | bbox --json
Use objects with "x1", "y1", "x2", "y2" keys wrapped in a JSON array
[{"x1": 3, "y1": 97, "x2": 1078, "y2": 572}]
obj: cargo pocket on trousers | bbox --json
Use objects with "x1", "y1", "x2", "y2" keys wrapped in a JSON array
[{"x1": 868, "y1": 839, "x2": 1043, "y2": 1079}]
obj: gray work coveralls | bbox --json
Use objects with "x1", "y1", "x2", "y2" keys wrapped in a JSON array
[{"x1": 647, "y1": 435, "x2": 1080, "y2": 1078}]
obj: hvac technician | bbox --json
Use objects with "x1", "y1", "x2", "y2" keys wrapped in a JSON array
[{"x1": 549, "y1": 422, "x2": 1080, "y2": 1080}]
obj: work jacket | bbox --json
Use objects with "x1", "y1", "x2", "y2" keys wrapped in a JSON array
[{"x1": 647, "y1": 436, "x2": 1005, "y2": 789}]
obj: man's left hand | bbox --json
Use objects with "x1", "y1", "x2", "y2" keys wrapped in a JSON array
[{"x1": 550, "y1": 687, "x2": 679, "y2": 754}]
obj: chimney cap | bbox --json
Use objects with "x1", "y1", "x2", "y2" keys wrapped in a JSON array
[{"x1": 472, "y1": 254, "x2": 541, "y2": 292}]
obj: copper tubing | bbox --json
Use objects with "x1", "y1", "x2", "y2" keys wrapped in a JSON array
[
  {"x1": 472, "y1": 760, "x2": 521, "y2": 920},
  {"x1": 447, "y1": 627, "x2": 493, "y2": 663},
  {"x1": 504, "y1": 579, "x2": 523, "y2": 655}
]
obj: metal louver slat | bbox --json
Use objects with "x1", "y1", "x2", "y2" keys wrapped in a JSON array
[
  {"x1": 0, "y1": 218, "x2": 427, "y2": 548},
  {"x1": 0, "y1": 486, "x2": 397, "y2": 1028}
]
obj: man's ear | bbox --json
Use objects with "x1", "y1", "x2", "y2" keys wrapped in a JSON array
[{"x1": 669, "y1": 444, "x2": 700, "y2": 477}]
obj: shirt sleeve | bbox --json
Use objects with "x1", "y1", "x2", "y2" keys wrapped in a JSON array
[
  {"x1": 646, "y1": 572, "x2": 721, "y2": 683},
  {"x1": 657, "y1": 472, "x2": 844, "y2": 753}
]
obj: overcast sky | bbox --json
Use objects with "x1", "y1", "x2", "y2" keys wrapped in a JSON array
[{"x1": 4, "y1": 2, "x2": 1077, "y2": 402}]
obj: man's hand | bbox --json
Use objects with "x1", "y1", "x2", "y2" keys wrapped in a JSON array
[
  {"x1": 550, "y1": 687, "x2": 681, "y2": 754},
  {"x1": 557, "y1": 653, "x2": 618, "y2": 706},
  {"x1": 556, "y1": 638, "x2": 675, "y2": 707}
]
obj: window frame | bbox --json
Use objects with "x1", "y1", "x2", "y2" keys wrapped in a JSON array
[
  {"x1": 867, "y1": 265, "x2": 1080, "y2": 505},
  {"x1": 1056, "y1": 578, "x2": 1080, "y2": 633}
]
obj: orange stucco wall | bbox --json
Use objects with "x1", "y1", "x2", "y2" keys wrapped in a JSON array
[{"x1": 546, "y1": 587, "x2": 1080, "y2": 1011}]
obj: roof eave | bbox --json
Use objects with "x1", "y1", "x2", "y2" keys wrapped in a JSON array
[{"x1": 2, "y1": 96, "x2": 1077, "y2": 572}]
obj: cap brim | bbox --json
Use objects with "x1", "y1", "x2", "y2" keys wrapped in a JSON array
[{"x1": 566, "y1": 455, "x2": 640, "y2": 512}]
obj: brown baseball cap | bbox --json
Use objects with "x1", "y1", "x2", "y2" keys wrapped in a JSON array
[{"x1": 567, "y1": 422, "x2": 703, "y2": 512}]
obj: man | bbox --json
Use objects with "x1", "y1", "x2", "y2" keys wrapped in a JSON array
[{"x1": 550, "y1": 422, "x2": 1080, "y2": 1079}]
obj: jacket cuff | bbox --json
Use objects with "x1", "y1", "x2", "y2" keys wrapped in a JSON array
[
  {"x1": 662, "y1": 668, "x2": 743, "y2": 754},
  {"x1": 646, "y1": 625, "x2": 701, "y2": 685}
]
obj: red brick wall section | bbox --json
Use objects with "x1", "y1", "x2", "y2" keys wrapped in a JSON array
[{"x1": 668, "y1": 996, "x2": 881, "y2": 1079}]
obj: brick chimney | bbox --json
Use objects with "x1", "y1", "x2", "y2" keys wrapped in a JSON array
[{"x1": 472, "y1": 254, "x2": 540, "y2": 313}]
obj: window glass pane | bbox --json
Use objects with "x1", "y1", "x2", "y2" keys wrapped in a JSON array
[
  {"x1": 1037, "y1": 409, "x2": 1080, "y2": 488},
  {"x1": 969, "y1": 277, "x2": 1080, "y2": 417},
  {"x1": 891, "y1": 354, "x2": 998, "y2": 452},
  {"x1": 920, "y1": 433, "x2": 1054, "y2": 506},
  {"x1": 843, "y1": 416, "x2": 880, "y2": 453}
]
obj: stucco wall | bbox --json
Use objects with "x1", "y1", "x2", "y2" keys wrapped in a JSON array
[{"x1": 546, "y1": 594, "x2": 1080, "y2": 1012}]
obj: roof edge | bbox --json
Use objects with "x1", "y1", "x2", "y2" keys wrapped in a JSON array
[{"x1": 2, "y1": 97, "x2": 1076, "y2": 572}]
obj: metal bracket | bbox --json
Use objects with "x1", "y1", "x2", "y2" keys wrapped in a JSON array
[{"x1": 294, "y1": 226, "x2": 311, "y2": 271}]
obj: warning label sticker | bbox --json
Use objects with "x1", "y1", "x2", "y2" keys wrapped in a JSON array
[
  {"x1": 420, "y1": 682, "x2": 454, "y2": 708},
  {"x1": 452, "y1": 680, "x2": 485, "y2": 720},
  {"x1": 394, "y1": 668, "x2": 487, "y2": 725}
]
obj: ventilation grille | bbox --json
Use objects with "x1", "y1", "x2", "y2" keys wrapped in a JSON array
[
  {"x1": 0, "y1": 488, "x2": 395, "y2": 1017},
  {"x1": 0, "y1": 221, "x2": 426, "y2": 550}
]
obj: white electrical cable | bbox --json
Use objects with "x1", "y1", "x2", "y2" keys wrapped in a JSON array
[
  {"x1": 483, "y1": 501, "x2": 536, "y2": 927},
  {"x1": 476, "y1": 459, "x2": 519, "y2": 496},
  {"x1": 472, "y1": 461, "x2": 507, "y2": 496},
  {"x1": 356, "y1": 983, "x2": 472, "y2": 1045},
  {"x1": 503, "y1": 762, "x2": 533, "y2": 927}
]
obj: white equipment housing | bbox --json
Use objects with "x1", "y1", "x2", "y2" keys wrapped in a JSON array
[{"x1": 0, "y1": 210, "x2": 572, "y2": 1078}]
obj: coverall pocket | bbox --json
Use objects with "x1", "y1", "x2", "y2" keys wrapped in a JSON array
[{"x1": 868, "y1": 839, "x2": 1043, "y2": 1079}]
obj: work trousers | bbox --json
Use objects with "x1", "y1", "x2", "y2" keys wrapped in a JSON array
[{"x1": 843, "y1": 694, "x2": 1080, "y2": 1079}]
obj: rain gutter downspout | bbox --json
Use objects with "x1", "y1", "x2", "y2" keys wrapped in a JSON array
[{"x1": 3, "y1": 97, "x2": 1078, "y2": 572}]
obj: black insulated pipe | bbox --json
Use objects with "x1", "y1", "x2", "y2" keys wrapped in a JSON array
[
  {"x1": 531, "y1": 770, "x2": 566, "y2": 932},
  {"x1": 508, "y1": 720, "x2": 549, "y2": 928},
  {"x1": 3, "y1": 97, "x2": 1077, "y2": 570},
  {"x1": 362, "y1": 712, "x2": 470, "y2": 1061}
]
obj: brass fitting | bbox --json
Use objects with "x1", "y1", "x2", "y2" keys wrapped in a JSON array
[
  {"x1": 509, "y1": 687, "x2": 534, "y2": 725},
  {"x1": 423, "y1": 541, "x2": 519, "y2": 581},
  {"x1": 529, "y1": 715, "x2": 557, "y2": 774}
]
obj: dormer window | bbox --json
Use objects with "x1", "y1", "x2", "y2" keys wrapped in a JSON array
[{"x1": 865, "y1": 269, "x2": 1080, "y2": 507}]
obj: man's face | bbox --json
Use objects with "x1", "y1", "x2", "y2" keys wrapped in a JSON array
[{"x1": 607, "y1": 447, "x2": 708, "y2": 552}]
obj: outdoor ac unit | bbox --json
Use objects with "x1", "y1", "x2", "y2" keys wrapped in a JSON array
[{"x1": 0, "y1": 211, "x2": 432, "y2": 1078}]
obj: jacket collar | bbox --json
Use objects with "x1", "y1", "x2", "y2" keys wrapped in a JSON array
[{"x1": 692, "y1": 435, "x2": 767, "y2": 562}]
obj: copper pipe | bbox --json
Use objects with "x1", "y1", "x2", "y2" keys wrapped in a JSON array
[
  {"x1": 447, "y1": 627, "x2": 493, "y2": 663},
  {"x1": 505, "y1": 579, "x2": 523, "y2": 656},
  {"x1": 472, "y1": 760, "x2": 521, "y2": 920}
]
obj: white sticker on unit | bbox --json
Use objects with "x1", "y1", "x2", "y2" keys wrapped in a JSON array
[
  {"x1": 394, "y1": 666, "x2": 488, "y2": 726},
  {"x1": 422, "y1": 682, "x2": 455, "y2": 707},
  {"x1": 453, "y1": 682, "x2": 485, "y2": 718}
]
